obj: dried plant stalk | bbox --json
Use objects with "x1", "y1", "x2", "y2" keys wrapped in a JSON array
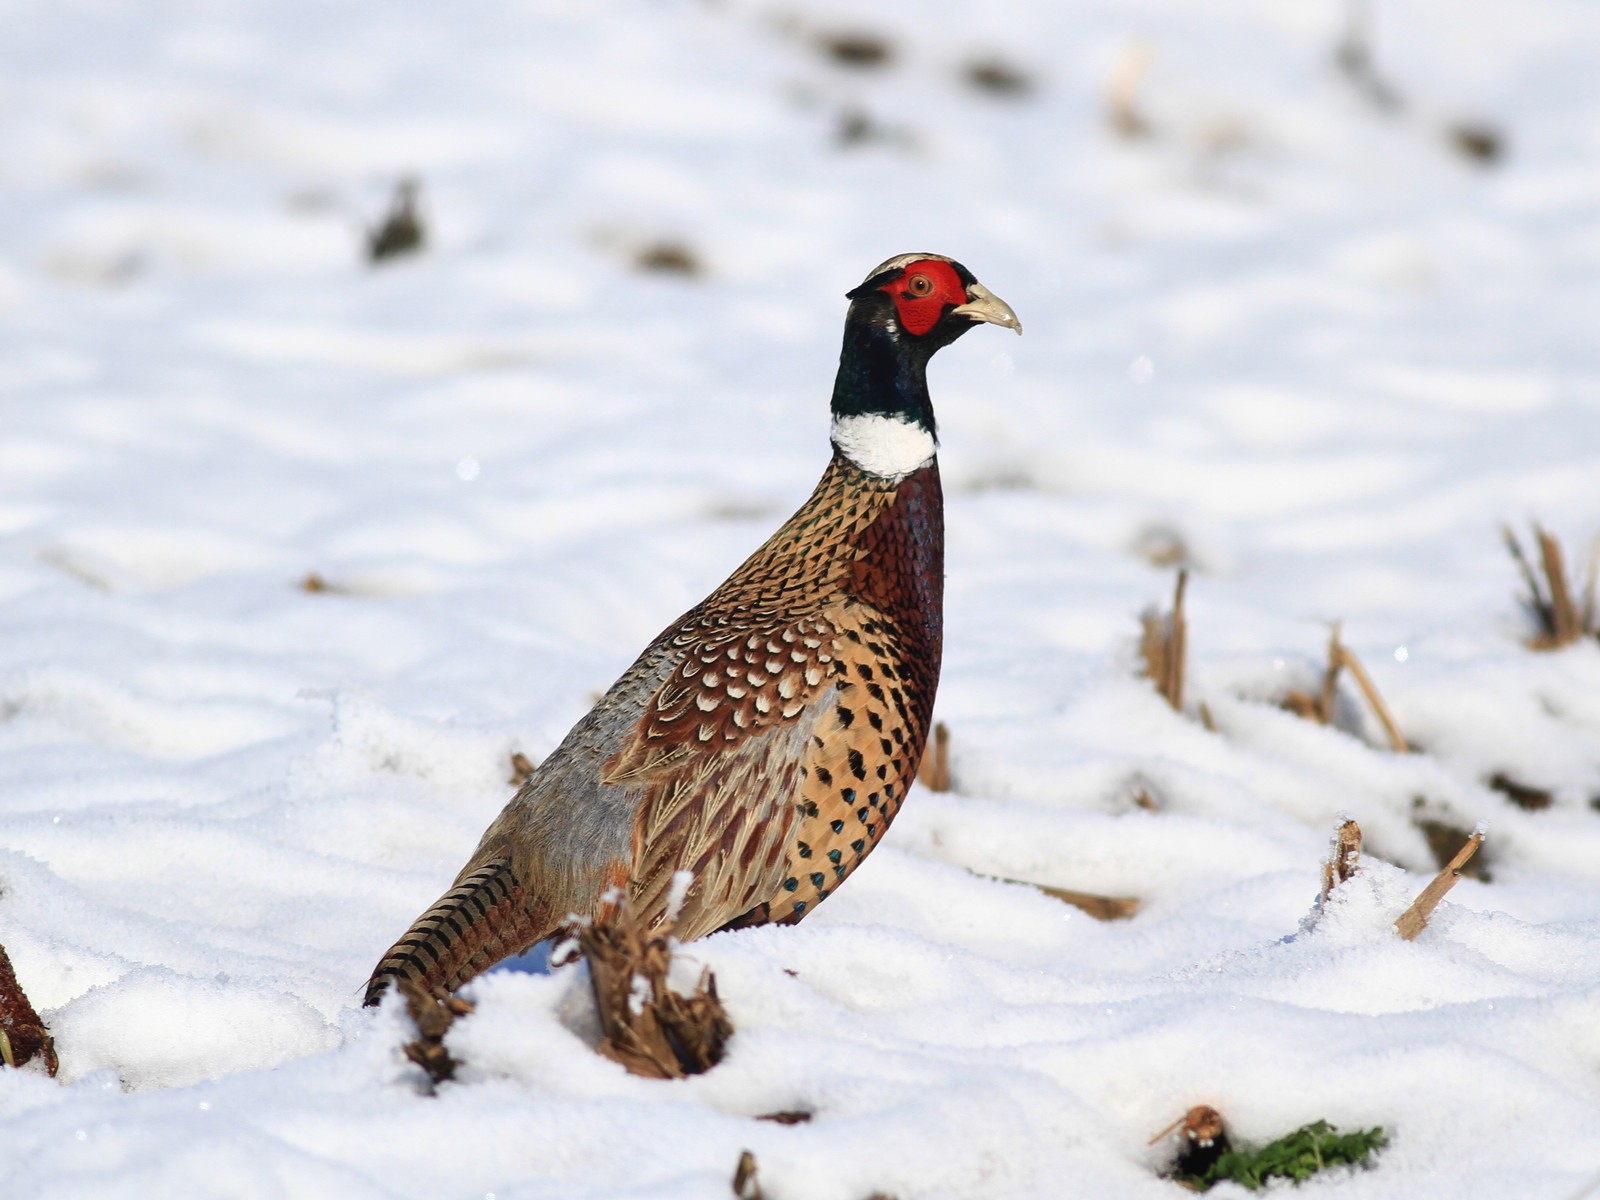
[
  {"x1": 367, "y1": 177, "x2": 425, "y2": 264},
  {"x1": 1334, "y1": 0, "x2": 1405, "y2": 113},
  {"x1": 1140, "y1": 569, "x2": 1188, "y2": 711},
  {"x1": 1505, "y1": 525, "x2": 1551, "y2": 634},
  {"x1": 1395, "y1": 830, "x2": 1483, "y2": 941},
  {"x1": 1337, "y1": 644, "x2": 1408, "y2": 753},
  {"x1": 578, "y1": 896, "x2": 732, "y2": 1080},
  {"x1": 733, "y1": 1150, "x2": 765, "y2": 1200},
  {"x1": 1505, "y1": 524, "x2": 1598, "y2": 650},
  {"x1": 997, "y1": 876, "x2": 1139, "y2": 921},
  {"x1": 1539, "y1": 533, "x2": 1579, "y2": 644},
  {"x1": 1281, "y1": 625, "x2": 1407, "y2": 752},
  {"x1": 1105, "y1": 40, "x2": 1154, "y2": 137},
  {"x1": 1319, "y1": 625, "x2": 1343, "y2": 722},
  {"x1": 1319, "y1": 819, "x2": 1363, "y2": 906},
  {"x1": 0, "y1": 941, "x2": 57, "y2": 1077},
  {"x1": 1282, "y1": 622, "x2": 1345, "y2": 723},
  {"x1": 917, "y1": 721, "x2": 951, "y2": 793},
  {"x1": 1415, "y1": 818, "x2": 1491, "y2": 881},
  {"x1": 1168, "y1": 570, "x2": 1188, "y2": 707},
  {"x1": 398, "y1": 978, "x2": 474, "y2": 1088},
  {"x1": 756, "y1": 1110, "x2": 812, "y2": 1125},
  {"x1": 635, "y1": 240, "x2": 703, "y2": 278}
]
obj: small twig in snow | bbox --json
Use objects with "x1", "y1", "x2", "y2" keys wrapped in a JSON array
[
  {"x1": 1140, "y1": 569, "x2": 1188, "y2": 712},
  {"x1": 732, "y1": 1150, "x2": 765, "y2": 1200},
  {"x1": 1395, "y1": 830, "x2": 1483, "y2": 941},
  {"x1": 1319, "y1": 818, "x2": 1363, "y2": 907},
  {"x1": 991, "y1": 874, "x2": 1139, "y2": 922},
  {"x1": 1336, "y1": 643, "x2": 1408, "y2": 753},
  {"x1": 755, "y1": 1110, "x2": 812, "y2": 1125}
]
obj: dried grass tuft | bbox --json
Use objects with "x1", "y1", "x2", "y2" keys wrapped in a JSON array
[
  {"x1": 397, "y1": 978, "x2": 473, "y2": 1090},
  {"x1": 1281, "y1": 624, "x2": 1408, "y2": 752},
  {"x1": 1505, "y1": 523, "x2": 1598, "y2": 650},
  {"x1": 367, "y1": 177, "x2": 425, "y2": 264},
  {"x1": 1140, "y1": 569, "x2": 1188, "y2": 712},
  {"x1": 575, "y1": 895, "x2": 732, "y2": 1080}
]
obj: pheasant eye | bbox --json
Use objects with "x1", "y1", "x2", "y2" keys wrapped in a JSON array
[{"x1": 906, "y1": 274, "x2": 933, "y2": 297}]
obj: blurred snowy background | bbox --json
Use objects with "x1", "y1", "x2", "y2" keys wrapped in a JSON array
[{"x1": 4, "y1": 1, "x2": 1600, "y2": 1196}]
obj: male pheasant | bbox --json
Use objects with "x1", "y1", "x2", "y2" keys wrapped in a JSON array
[{"x1": 365, "y1": 253, "x2": 1020, "y2": 1004}]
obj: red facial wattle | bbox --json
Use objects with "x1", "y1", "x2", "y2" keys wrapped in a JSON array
[{"x1": 879, "y1": 259, "x2": 968, "y2": 337}]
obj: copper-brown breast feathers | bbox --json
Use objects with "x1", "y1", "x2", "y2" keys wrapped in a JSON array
[{"x1": 598, "y1": 456, "x2": 942, "y2": 938}]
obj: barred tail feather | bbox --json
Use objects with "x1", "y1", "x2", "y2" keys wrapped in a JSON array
[{"x1": 364, "y1": 858, "x2": 551, "y2": 1006}]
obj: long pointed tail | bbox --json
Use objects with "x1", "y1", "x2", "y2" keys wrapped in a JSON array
[{"x1": 364, "y1": 858, "x2": 552, "y2": 1006}]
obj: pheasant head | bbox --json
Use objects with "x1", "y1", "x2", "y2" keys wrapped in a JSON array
[{"x1": 830, "y1": 253, "x2": 1021, "y2": 478}]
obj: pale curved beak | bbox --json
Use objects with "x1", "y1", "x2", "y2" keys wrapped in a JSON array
[{"x1": 951, "y1": 282, "x2": 1022, "y2": 335}]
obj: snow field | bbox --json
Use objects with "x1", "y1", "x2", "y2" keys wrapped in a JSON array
[{"x1": 4, "y1": 0, "x2": 1600, "y2": 1196}]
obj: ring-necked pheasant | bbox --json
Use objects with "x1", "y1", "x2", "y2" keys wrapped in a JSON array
[{"x1": 365, "y1": 253, "x2": 1020, "y2": 1004}]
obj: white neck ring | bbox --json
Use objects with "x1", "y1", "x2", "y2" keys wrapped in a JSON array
[{"x1": 830, "y1": 414, "x2": 937, "y2": 479}]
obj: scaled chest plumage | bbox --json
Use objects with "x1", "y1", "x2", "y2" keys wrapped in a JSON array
[{"x1": 622, "y1": 453, "x2": 945, "y2": 931}]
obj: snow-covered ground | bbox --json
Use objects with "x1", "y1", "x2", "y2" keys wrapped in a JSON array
[{"x1": 4, "y1": 1, "x2": 1600, "y2": 1196}]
